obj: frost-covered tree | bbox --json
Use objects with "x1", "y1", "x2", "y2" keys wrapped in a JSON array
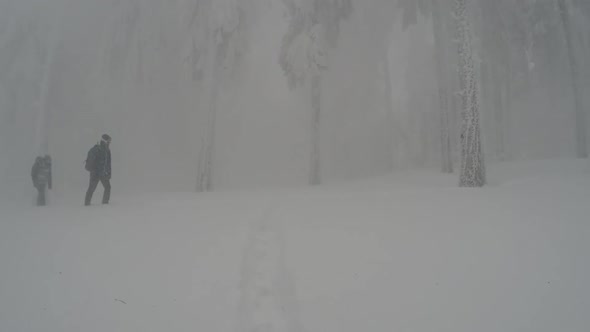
[
  {"x1": 455, "y1": 0, "x2": 485, "y2": 187},
  {"x1": 431, "y1": 0, "x2": 455, "y2": 173},
  {"x1": 558, "y1": 0, "x2": 587, "y2": 158},
  {"x1": 477, "y1": 0, "x2": 515, "y2": 162},
  {"x1": 195, "y1": 0, "x2": 248, "y2": 192},
  {"x1": 397, "y1": 0, "x2": 430, "y2": 30},
  {"x1": 111, "y1": 0, "x2": 249, "y2": 192},
  {"x1": 398, "y1": 0, "x2": 454, "y2": 173},
  {"x1": 0, "y1": 4, "x2": 58, "y2": 157},
  {"x1": 369, "y1": 1, "x2": 398, "y2": 172},
  {"x1": 280, "y1": 0, "x2": 352, "y2": 185},
  {"x1": 34, "y1": 23, "x2": 59, "y2": 157}
]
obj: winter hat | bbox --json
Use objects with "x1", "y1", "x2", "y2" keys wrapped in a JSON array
[{"x1": 101, "y1": 134, "x2": 112, "y2": 143}]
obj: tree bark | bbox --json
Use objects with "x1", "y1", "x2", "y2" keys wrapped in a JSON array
[{"x1": 455, "y1": 0, "x2": 485, "y2": 187}]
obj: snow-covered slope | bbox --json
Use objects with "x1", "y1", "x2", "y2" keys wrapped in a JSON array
[{"x1": 1, "y1": 159, "x2": 589, "y2": 332}]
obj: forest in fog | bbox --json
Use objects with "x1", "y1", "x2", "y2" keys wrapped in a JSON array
[{"x1": 1, "y1": 0, "x2": 589, "y2": 197}]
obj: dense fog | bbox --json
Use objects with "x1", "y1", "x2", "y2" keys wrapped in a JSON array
[{"x1": 1, "y1": 0, "x2": 589, "y2": 200}]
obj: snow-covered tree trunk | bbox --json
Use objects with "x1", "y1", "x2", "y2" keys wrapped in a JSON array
[
  {"x1": 196, "y1": 0, "x2": 245, "y2": 192},
  {"x1": 491, "y1": 67, "x2": 505, "y2": 160},
  {"x1": 195, "y1": 4, "x2": 216, "y2": 193},
  {"x1": 280, "y1": 0, "x2": 351, "y2": 186},
  {"x1": 502, "y1": 65, "x2": 512, "y2": 160},
  {"x1": 379, "y1": 47, "x2": 396, "y2": 172},
  {"x1": 34, "y1": 43, "x2": 55, "y2": 157},
  {"x1": 455, "y1": 0, "x2": 485, "y2": 187},
  {"x1": 432, "y1": 0, "x2": 453, "y2": 173},
  {"x1": 477, "y1": 0, "x2": 509, "y2": 162},
  {"x1": 196, "y1": 58, "x2": 219, "y2": 192},
  {"x1": 309, "y1": 72, "x2": 321, "y2": 185},
  {"x1": 34, "y1": 15, "x2": 62, "y2": 158},
  {"x1": 558, "y1": 0, "x2": 587, "y2": 158}
]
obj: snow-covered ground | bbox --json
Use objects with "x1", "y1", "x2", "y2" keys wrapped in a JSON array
[{"x1": 1, "y1": 159, "x2": 589, "y2": 332}]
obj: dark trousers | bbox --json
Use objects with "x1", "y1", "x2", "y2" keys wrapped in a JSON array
[
  {"x1": 85, "y1": 175, "x2": 111, "y2": 206},
  {"x1": 36, "y1": 184, "x2": 46, "y2": 206}
]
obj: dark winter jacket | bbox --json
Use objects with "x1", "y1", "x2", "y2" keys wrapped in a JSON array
[
  {"x1": 87, "y1": 142, "x2": 111, "y2": 179},
  {"x1": 31, "y1": 156, "x2": 52, "y2": 189}
]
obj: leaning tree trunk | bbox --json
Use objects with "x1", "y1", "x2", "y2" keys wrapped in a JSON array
[
  {"x1": 558, "y1": 0, "x2": 587, "y2": 158},
  {"x1": 432, "y1": 0, "x2": 453, "y2": 173},
  {"x1": 309, "y1": 72, "x2": 322, "y2": 186},
  {"x1": 455, "y1": 0, "x2": 485, "y2": 187}
]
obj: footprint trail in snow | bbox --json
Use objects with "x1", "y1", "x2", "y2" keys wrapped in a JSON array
[{"x1": 236, "y1": 203, "x2": 304, "y2": 332}]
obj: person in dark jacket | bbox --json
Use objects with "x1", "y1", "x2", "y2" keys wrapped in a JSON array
[
  {"x1": 31, "y1": 155, "x2": 52, "y2": 206},
  {"x1": 85, "y1": 134, "x2": 112, "y2": 206}
]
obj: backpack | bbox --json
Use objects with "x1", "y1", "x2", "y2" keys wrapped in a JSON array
[{"x1": 85, "y1": 145, "x2": 97, "y2": 172}]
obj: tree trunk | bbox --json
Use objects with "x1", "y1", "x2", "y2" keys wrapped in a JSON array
[
  {"x1": 483, "y1": 61, "x2": 507, "y2": 162},
  {"x1": 35, "y1": 39, "x2": 58, "y2": 157},
  {"x1": 432, "y1": 0, "x2": 453, "y2": 173},
  {"x1": 558, "y1": 0, "x2": 587, "y2": 158},
  {"x1": 196, "y1": 39, "x2": 219, "y2": 192},
  {"x1": 309, "y1": 72, "x2": 322, "y2": 186},
  {"x1": 380, "y1": 47, "x2": 396, "y2": 172},
  {"x1": 478, "y1": 0, "x2": 510, "y2": 162},
  {"x1": 455, "y1": 0, "x2": 485, "y2": 187},
  {"x1": 502, "y1": 64, "x2": 512, "y2": 161},
  {"x1": 35, "y1": 63, "x2": 50, "y2": 156},
  {"x1": 197, "y1": 66, "x2": 218, "y2": 192},
  {"x1": 492, "y1": 67, "x2": 506, "y2": 161}
]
